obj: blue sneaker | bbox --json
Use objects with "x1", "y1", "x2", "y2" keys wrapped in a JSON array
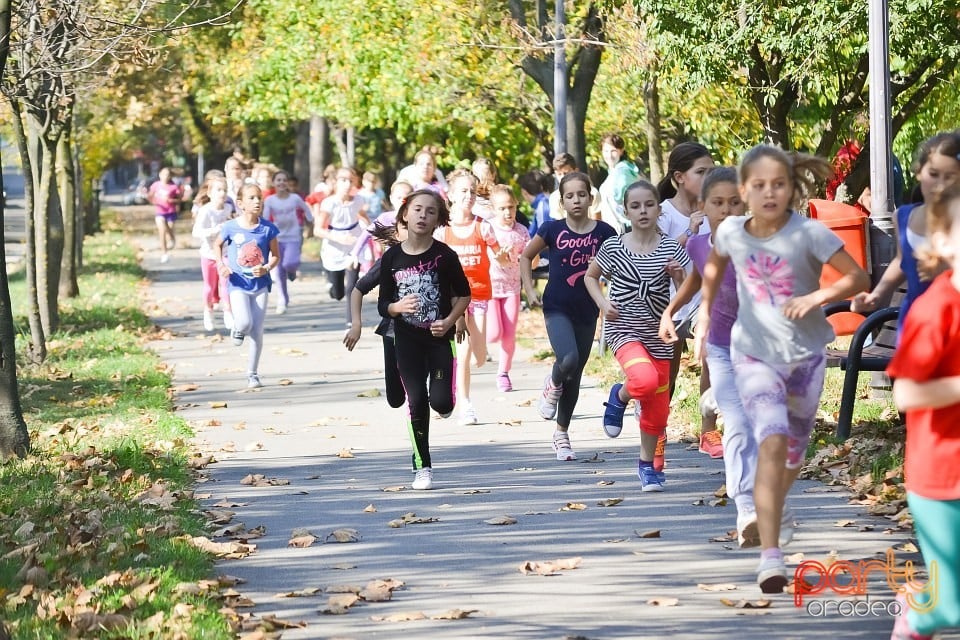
[
  {"x1": 638, "y1": 462, "x2": 664, "y2": 492},
  {"x1": 602, "y1": 383, "x2": 627, "y2": 438}
]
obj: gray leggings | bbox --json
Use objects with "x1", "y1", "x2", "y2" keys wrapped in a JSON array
[
  {"x1": 544, "y1": 313, "x2": 597, "y2": 428},
  {"x1": 230, "y1": 287, "x2": 269, "y2": 375}
]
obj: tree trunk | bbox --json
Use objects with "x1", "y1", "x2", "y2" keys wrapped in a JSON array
[
  {"x1": 9, "y1": 101, "x2": 45, "y2": 363},
  {"x1": 643, "y1": 69, "x2": 664, "y2": 182},
  {"x1": 0, "y1": 0, "x2": 30, "y2": 460},
  {"x1": 58, "y1": 108, "x2": 79, "y2": 298},
  {"x1": 26, "y1": 115, "x2": 64, "y2": 337},
  {"x1": 309, "y1": 115, "x2": 330, "y2": 189},
  {"x1": 294, "y1": 120, "x2": 310, "y2": 189}
]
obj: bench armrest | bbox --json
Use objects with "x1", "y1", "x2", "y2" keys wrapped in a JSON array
[
  {"x1": 823, "y1": 300, "x2": 854, "y2": 317},
  {"x1": 848, "y1": 305, "x2": 900, "y2": 361}
]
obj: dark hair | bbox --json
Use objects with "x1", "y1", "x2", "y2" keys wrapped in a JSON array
[
  {"x1": 396, "y1": 188, "x2": 450, "y2": 228},
  {"x1": 657, "y1": 142, "x2": 712, "y2": 200},
  {"x1": 236, "y1": 182, "x2": 263, "y2": 205},
  {"x1": 601, "y1": 133, "x2": 626, "y2": 152},
  {"x1": 917, "y1": 183, "x2": 960, "y2": 274},
  {"x1": 700, "y1": 166, "x2": 739, "y2": 202},
  {"x1": 739, "y1": 144, "x2": 833, "y2": 210},
  {"x1": 519, "y1": 169, "x2": 546, "y2": 196},
  {"x1": 558, "y1": 171, "x2": 592, "y2": 197},
  {"x1": 623, "y1": 180, "x2": 660, "y2": 206},
  {"x1": 913, "y1": 130, "x2": 960, "y2": 174},
  {"x1": 552, "y1": 153, "x2": 578, "y2": 172},
  {"x1": 370, "y1": 221, "x2": 401, "y2": 248}
]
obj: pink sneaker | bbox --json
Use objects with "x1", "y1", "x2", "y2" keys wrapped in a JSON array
[
  {"x1": 497, "y1": 373, "x2": 512, "y2": 392},
  {"x1": 890, "y1": 592, "x2": 934, "y2": 640}
]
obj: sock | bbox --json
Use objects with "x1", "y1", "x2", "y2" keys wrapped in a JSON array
[
  {"x1": 760, "y1": 547, "x2": 783, "y2": 562},
  {"x1": 638, "y1": 459, "x2": 654, "y2": 468}
]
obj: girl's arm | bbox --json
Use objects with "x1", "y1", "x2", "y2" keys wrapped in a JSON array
[
  {"x1": 852, "y1": 227, "x2": 904, "y2": 312},
  {"x1": 313, "y1": 208, "x2": 331, "y2": 240},
  {"x1": 344, "y1": 287, "x2": 365, "y2": 350},
  {"x1": 191, "y1": 208, "x2": 219, "y2": 240},
  {"x1": 520, "y1": 235, "x2": 547, "y2": 307},
  {"x1": 262, "y1": 237, "x2": 281, "y2": 274},
  {"x1": 660, "y1": 269, "x2": 702, "y2": 344},
  {"x1": 782, "y1": 249, "x2": 870, "y2": 319},
  {"x1": 693, "y1": 248, "x2": 730, "y2": 362},
  {"x1": 584, "y1": 261, "x2": 618, "y2": 321},
  {"x1": 893, "y1": 376, "x2": 960, "y2": 412},
  {"x1": 214, "y1": 235, "x2": 232, "y2": 278}
]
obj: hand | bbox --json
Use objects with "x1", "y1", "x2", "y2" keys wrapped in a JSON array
[
  {"x1": 601, "y1": 300, "x2": 620, "y2": 322},
  {"x1": 250, "y1": 264, "x2": 269, "y2": 277},
  {"x1": 659, "y1": 313, "x2": 678, "y2": 344},
  {"x1": 343, "y1": 325, "x2": 361, "y2": 351},
  {"x1": 349, "y1": 255, "x2": 360, "y2": 270},
  {"x1": 850, "y1": 291, "x2": 878, "y2": 314},
  {"x1": 782, "y1": 293, "x2": 822, "y2": 320},
  {"x1": 692, "y1": 309, "x2": 710, "y2": 363},
  {"x1": 495, "y1": 246, "x2": 513, "y2": 266},
  {"x1": 455, "y1": 317, "x2": 468, "y2": 343},
  {"x1": 688, "y1": 211, "x2": 705, "y2": 233},
  {"x1": 665, "y1": 259, "x2": 685, "y2": 280},
  {"x1": 431, "y1": 318, "x2": 452, "y2": 337},
  {"x1": 392, "y1": 294, "x2": 419, "y2": 315},
  {"x1": 217, "y1": 262, "x2": 232, "y2": 278},
  {"x1": 525, "y1": 289, "x2": 542, "y2": 309}
]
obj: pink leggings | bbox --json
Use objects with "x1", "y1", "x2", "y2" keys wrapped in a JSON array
[
  {"x1": 200, "y1": 257, "x2": 228, "y2": 309},
  {"x1": 487, "y1": 294, "x2": 520, "y2": 374},
  {"x1": 614, "y1": 341, "x2": 671, "y2": 437}
]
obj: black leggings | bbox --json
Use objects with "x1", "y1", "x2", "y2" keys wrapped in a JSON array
[
  {"x1": 544, "y1": 312, "x2": 597, "y2": 428},
  {"x1": 395, "y1": 335, "x2": 456, "y2": 470},
  {"x1": 382, "y1": 336, "x2": 405, "y2": 409},
  {"x1": 329, "y1": 268, "x2": 360, "y2": 324}
]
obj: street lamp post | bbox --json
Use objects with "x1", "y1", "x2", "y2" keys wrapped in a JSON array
[
  {"x1": 553, "y1": 0, "x2": 567, "y2": 160},
  {"x1": 868, "y1": 0, "x2": 896, "y2": 284}
]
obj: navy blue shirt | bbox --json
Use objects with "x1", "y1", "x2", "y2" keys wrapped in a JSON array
[{"x1": 537, "y1": 219, "x2": 617, "y2": 320}]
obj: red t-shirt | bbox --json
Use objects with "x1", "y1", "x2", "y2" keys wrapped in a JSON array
[
  {"x1": 438, "y1": 219, "x2": 499, "y2": 302},
  {"x1": 886, "y1": 271, "x2": 960, "y2": 500}
]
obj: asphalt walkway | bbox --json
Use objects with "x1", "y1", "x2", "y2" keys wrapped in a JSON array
[{"x1": 139, "y1": 224, "x2": 931, "y2": 640}]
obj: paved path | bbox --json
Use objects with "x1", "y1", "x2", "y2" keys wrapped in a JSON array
[{"x1": 140, "y1": 230, "x2": 931, "y2": 640}]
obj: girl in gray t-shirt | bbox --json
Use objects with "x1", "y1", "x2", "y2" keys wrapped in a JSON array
[{"x1": 695, "y1": 144, "x2": 870, "y2": 595}]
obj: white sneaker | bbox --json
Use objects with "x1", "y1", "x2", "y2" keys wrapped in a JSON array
[
  {"x1": 737, "y1": 511, "x2": 760, "y2": 548},
  {"x1": 247, "y1": 373, "x2": 262, "y2": 389},
  {"x1": 412, "y1": 468, "x2": 433, "y2": 490},
  {"x1": 276, "y1": 303, "x2": 287, "y2": 315},
  {"x1": 538, "y1": 376, "x2": 563, "y2": 420},
  {"x1": 757, "y1": 555, "x2": 788, "y2": 593},
  {"x1": 202, "y1": 309, "x2": 215, "y2": 332},
  {"x1": 459, "y1": 402, "x2": 478, "y2": 425},
  {"x1": 223, "y1": 310, "x2": 234, "y2": 330},
  {"x1": 552, "y1": 430, "x2": 576, "y2": 461},
  {"x1": 160, "y1": 253, "x2": 170, "y2": 264}
]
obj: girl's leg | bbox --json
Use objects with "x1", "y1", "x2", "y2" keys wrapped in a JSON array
[
  {"x1": 487, "y1": 297, "x2": 504, "y2": 345},
  {"x1": 427, "y1": 339, "x2": 456, "y2": 418},
  {"x1": 497, "y1": 294, "x2": 520, "y2": 375},
  {"x1": 229, "y1": 288, "x2": 254, "y2": 335},
  {"x1": 543, "y1": 313, "x2": 597, "y2": 430},
  {"x1": 282, "y1": 239, "x2": 302, "y2": 276},
  {"x1": 382, "y1": 337, "x2": 406, "y2": 409},
  {"x1": 905, "y1": 493, "x2": 960, "y2": 635},
  {"x1": 456, "y1": 307, "x2": 480, "y2": 424},
  {"x1": 245, "y1": 288, "x2": 269, "y2": 376},
  {"x1": 272, "y1": 243, "x2": 289, "y2": 309},
  {"x1": 344, "y1": 267, "x2": 359, "y2": 325},
  {"x1": 394, "y1": 339, "x2": 432, "y2": 470},
  {"x1": 200, "y1": 257, "x2": 219, "y2": 310},
  {"x1": 469, "y1": 305, "x2": 487, "y2": 367},
  {"x1": 614, "y1": 342, "x2": 670, "y2": 489},
  {"x1": 329, "y1": 270, "x2": 346, "y2": 300},
  {"x1": 706, "y1": 344, "x2": 758, "y2": 532},
  {"x1": 156, "y1": 216, "x2": 171, "y2": 256}
]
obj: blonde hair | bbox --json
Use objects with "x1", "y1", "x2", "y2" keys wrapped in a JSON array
[
  {"x1": 916, "y1": 184, "x2": 960, "y2": 273},
  {"x1": 739, "y1": 144, "x2": 833, "y2": 210},
  {"x1": 489, "y1": 183, "x2": 517, "y2": 204}
]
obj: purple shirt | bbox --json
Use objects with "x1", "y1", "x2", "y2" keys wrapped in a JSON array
[
  {"x1": 686, "y1": 234, "x2": 738, "y2": 348},
  {"x1": 537, "y1": 219, "x2": 617, "y2": 320}
]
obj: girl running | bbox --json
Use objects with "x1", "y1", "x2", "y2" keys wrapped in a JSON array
[
  {"x1": 487, "y1": 184, "x2": 530, "y2": 392},
  {"x1": 695, "y1": 144, "x2": 869, "y2": 593},
  {"x1": 886, "y1": 183, "x2": 960, "y2": 640},
  {"x1": 436, "y1": 169, "x2": 504, "y2": 425},
  {"x1": 215, "y1": 183, "x2": 280, "y2": 390},
  {"x1": 585, "y1": 180, "x2": 688, "y2": 492},
  {"x1": 521, "y1": 172, "x2": 617, "y2": 461},
  {"x1": 191, "y1": 175, "x2": 235, "y2": 332},
  {"x1": 263, "y1": 170, "x2": 312, "y2": 314},
  {"x1": 378, "y1": 189, "x2": 470, "y2": 490}
]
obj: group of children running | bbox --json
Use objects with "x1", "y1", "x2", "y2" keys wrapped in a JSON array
[{"x1": 185, "y1": 134, "x2": 960, "y2": 637}]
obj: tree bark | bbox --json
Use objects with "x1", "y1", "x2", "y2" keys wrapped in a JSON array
[
  {"x1": 0, "y1": 0, "x2": 30, "y2": 460},
  {"x1": 309, "y1": 115, "x2": 331, "y2": 189},
  {"x1": 58, "y1": 106, "x2": 79, "y2": 298},
  {"x1": 26, "y1": 116, "x2": 64, "y2": 337},
  {"x1": 643, "y1": 69, "x2": 664, "y2": 182}
]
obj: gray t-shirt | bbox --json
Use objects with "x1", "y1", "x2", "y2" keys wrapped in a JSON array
[{"x1": 714, "y1": 212, "x2": 843, "y2": 363}]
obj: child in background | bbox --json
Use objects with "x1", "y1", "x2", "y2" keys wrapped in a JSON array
[
  {"x1": 548, "y1": 153, "x2": 601, "y2": 221},
  {"x1": 886, "y1": 183, "x2": 960, "y2": 640},
  {"x1": 215, "y1": 183, "x2": 280, "y2": 390},
  {"x1": 487, "y1": 185, "x2": 530, "y2": 392},
  {"x1": 660, "y1": 167, "x2": 766, "y2": 544},
  {"x1": 263, "y1": 170, "x2": 312, "y2": 314},
  {"x1": 585, "y1": 181, "x2": 688, "y2": 491},
  {"x1": 148, "y1": 167, "x2": 182, "y2": 264},
  {"x1": 252, "y1": 165, "x2": 276, "y2": 199},
  {"x1": 316, "y1": 167, "x2": 370, "y2": 326},
  {"x1": 378, "y1": 189, "x2": 471, "y2": 490},
  {"x1": 521, "y1": 172, "x2": 617, "y2": 461},
  {"x1": 472, "y1": 157, "x2": 497, "y2": 220},
  {"x1": 436, "y1": 169, "x2": 504, "y2": 425},
  {"x1": 853, "y1": 131, "x2": 960, "y2": 333},
  {"x1": 598, "y1": 133, "x2": 641, "y2": 234},
  {"x1": 696, "y1": 145, "x2": 869, "y2": 593},
  {"x1": 522, "y1": 169, "x2": 552, "y2": 239},
  {"x1": 358, "y1": 171, "x2": 387, "y2": 221},
  {"x1": 191, "y1": 175, "x2": 236, "y2": 332},
  {"x1": 350, "y1": 181, "x2": 413, "y2": 268},
  {"x1": 225, "y1": 156, "x2": 246, "y2": 202}
]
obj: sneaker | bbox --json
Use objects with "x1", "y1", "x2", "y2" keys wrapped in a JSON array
[
  {"x1": 247, "y1": 374, "x2": 262, "y2": 389},
  {"x1": 780, "y1": 507, "x2": 796, "y2": 547},
  {"x1": 412, "y1": 468, "x2": 433, "y2": 490},
  {"x1": 737, "y1": 511, "x2": 760, "y2": 548},
  {"x1": 203, "y1": 309, "x2": 215, "y2": 332},
  {"x1": 552, "y1": 430, "x2": 576, "y2": 461},
  {"x1": 231, "y1": 330, "x2": 244, "y2": 346},
  {"x1": 756, "y1": 556, "x2": 788, "y2": 593},
  {"x1": 653, "y1": 434, "x2": 667, "y2": 473},
  {"x1": 160, "y1": 253, "x2": 170, "y2": 264},
  {"x1": 538, "y1": 376, "x2": 562, "y2": 420},
  {"x1": 276, "y1": 303, "x2": 287, "y2": 315},
  {"x1": 438, "y1": 410, "x2": 453, "y2": 419},
  {"x1": 287, "y1": 271, "x2": 297, "y2": 282},
  {"x1": 459, "y1": 401, "x2": 478, "y2": 425},
  {"x1": 496, "y1": 373, "x2": 513, "y2": 392},
  {"x1": 638, "y1": 462, "x2": 664, "y2": 492},
  {"x1": 890, "y1": 591, "x2": 934, "y2": 640},
  {"x1": 699, "y1": 431, "x2": 724, "y2": 458},
  {"x1": 602, "y1": 383, "x2": 627, "y2": 438},
  {"x1": 223, "y1": 310, "x2": 234, "y2": 330}
]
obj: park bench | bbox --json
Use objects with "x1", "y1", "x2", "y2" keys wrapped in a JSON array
[{"x1": 824, "y1": 287, "x2": 905, "y2": 440}]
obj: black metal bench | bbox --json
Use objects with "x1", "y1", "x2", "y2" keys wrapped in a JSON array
[{"x1": 824, "y1": 290, "x2": 904, "y2": 440}]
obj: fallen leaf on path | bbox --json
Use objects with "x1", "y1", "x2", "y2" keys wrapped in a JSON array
[
  {"x1": 382, "y1": 485, "x2": 405, "y2": 492},
  {"x1": 360, "y1": 578, "x2": 404, "y2": 602},
  {"x1": 897, "y1": 542, "x2": 919, "y2": 553},
  {"x1": 278, "y1": 378, "x2": 293, "y2": 386},
  {"x1": 244, "y1": 441, "x2": 265, "y2": 452},
  {"x1": 288, "y1": 534, "x2": 317, "y2": 548},
  {"x1": 357, "y1": 388, "x2": 381, "y2": 398},
  {"x1": 710, "y1": 530, "x2": 737, "y2": 542},
  {"x1": 431, "y1": 609, "x2": 479, "y2": 620},
  {"x1": 484, "y1": 516, "x2": 517, "y2": 525},
  {"x1": 326, "y1": 528, "x2": 361, "y2": 543},
  {"x1": 176, "y1": 383, "x2": 200, "y2": 392},
  {"x1": 322, "y1": 593, "x2": 360, "y2": 614},
  {"x1": 276, "y1": 587, "x2": 321, "y2": 598},
  {"x1": 329, "y1": 563, "x2": 356, "y2": 570},
  {"x1": 499, "y1": 419, "x2": 522, "y2": 426},
  {"x1": 515, "y1": 399, "x2": 533, "y2": 407},
  {"x1": 239, "y1": 474, "x2": 290, "y2": 487},
  {"x1": 603, "y1": 538, "x2": 627, "y2": 543},
  {"x1": 692, "y1": 498, "x2": 706, "y2": 506},
  {"x1": 720, "y1": 598, "x2": 772, "y2": 609},
  {"x1": 371, "y1": 611, "x2": 427, "y2": 622},
  {"x1": 560, "y1": 502, "x2": 587, "y2": 511},
  {"x1": 336, "y1": 449, "x2": 355, "y2": 459},
  {"x1": 326, "y1": 584, "x2": 362, "y2": 593},
  {"x1": 179, "y1": 535, "x2": 255, "y2": 558},
  {"x1": 708, "y1": 498, "x2": 728, "y2": 507},
  {"x1": 785, "y1": 552, "x2": 805, "y2": 564},
  {"x1": 835, "y1": 519, "x2": 856, "y2": 527},
  {"x1": 597, "y1": 497, "x2": 624, "y2": 507},
  {"x1": 213, "y1": 500, "x2": 247, "y2": 508},
  {"x1": 209, "y1": 401, "x2": 228, "y2": 409},
  {"x1": 459, "y1": 489, "x2": 491, "y2": 494},
  {"x1": 636, "y1": 529, "x2": 661, "y2": 538},
  {"x1": 580, "y1": 453, "x2": 605, "y2": 463},
  {"x1": 519, "y1": 556, "x2": 582, "y2": 575},
  {"x1": 277, "y1": 347, "x2": 307, "y2": 357},
  {"x1": 714, "y1": 484, "x2": 728, "y2": 498},
  {"x1": 363, "y1": 504, "x2": 377, "y2": 513},
  {"x1": 648, "y1": 597, "x2": 679, "y2": 607},
  {"x1": 698, "y1": 583, "x2": 738, "y2": 592},
  {"x1": 597, "y1": 480, "x2": 615, "y2": 486}
]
